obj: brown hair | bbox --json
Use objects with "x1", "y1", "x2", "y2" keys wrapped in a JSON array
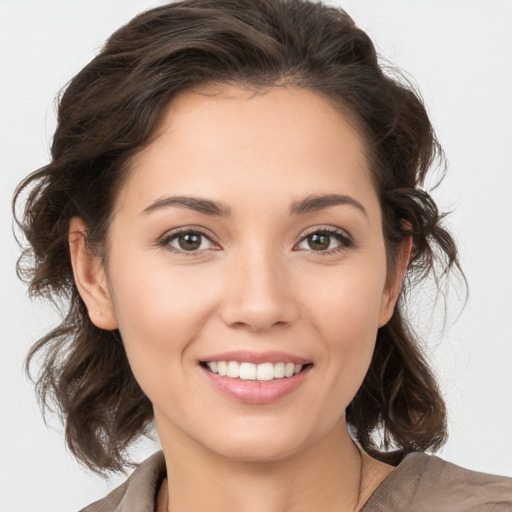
[{"x1": 13, "y1": 0, "x2": 462, "y2": 474}]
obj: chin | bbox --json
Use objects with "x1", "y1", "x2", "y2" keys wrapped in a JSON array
[
  {"x1": 197, "y1": 417, "x2": 324, "y2": 463},
  {"x1": 210, "y1": 436, "x2": 304, "y2": 463}
]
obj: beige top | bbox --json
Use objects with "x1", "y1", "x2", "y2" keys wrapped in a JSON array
[{"x1": 81, "y1": 450, "x2": 512, "y2": 512}]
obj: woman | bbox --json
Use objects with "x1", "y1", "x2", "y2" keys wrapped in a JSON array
[{"x1": 12, "y1": 0, "x2": 512, "y2": 510}]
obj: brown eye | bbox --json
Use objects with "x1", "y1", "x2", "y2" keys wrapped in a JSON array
[
  {"x1": 163, "y1": 230, "x2": 216, "y2": 253},
  {"x1": 178, "y1": 233, "x2": 202, "y2": 250},
  {"x1": 295, "y1": 228, "x2": 353, "y2": 254},
  {"x1": 307, "y1": 233, "x2": 331, "y2": 251}
]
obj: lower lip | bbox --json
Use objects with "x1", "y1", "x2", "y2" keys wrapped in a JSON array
[{"x1": 200, "y1": 365, "x2": 312, "y2": 404}]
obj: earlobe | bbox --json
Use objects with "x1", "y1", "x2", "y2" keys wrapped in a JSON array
[
  {"x1": 69, "y1": 217, "x2": 118, "y2": 330},
  {"x1": 378, "y1": 235, "x2": 413, "y2": 327}
]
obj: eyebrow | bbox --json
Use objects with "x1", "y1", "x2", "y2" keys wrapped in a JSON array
[
  {"x1": 290, "y1": 194, "x2": 368, "y2": 217},
  {"x1": 142, "y1": 195, "x2": 231, "y2": 216},
  {"x1": 141, "y1": 193, "x2": 367, "y2": 218}
]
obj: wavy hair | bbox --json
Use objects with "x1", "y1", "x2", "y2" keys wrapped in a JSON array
[{"x1": 13, "y1": 0, "x2": 462, "y2": 473}]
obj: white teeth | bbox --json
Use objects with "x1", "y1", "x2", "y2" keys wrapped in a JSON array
[
  {"x1": 284, "y1": 362, "x2": 295, "y2": 377},
  {"x1": 226, "y1": 361, "x2": 239, "y2": 378},
  {"x1": 274, "y1": 362, "x2": 285, "y2": 379},
  {"x1": 217, "y1": 361, "x2": 227, "y2": 376},
  {"x1": 205, "y1": 360, "x2": 305, "y2": 380},
  {"x1": 257, "y1": 362, "x2": 274, "y2": 381},
  {"x1": 239, "y1": 362, "x2": 257, "y2": 380}
]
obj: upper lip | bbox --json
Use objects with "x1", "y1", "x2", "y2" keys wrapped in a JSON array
[{"x1": 200, "y1": 350, "x2": 311, "y2": 365}]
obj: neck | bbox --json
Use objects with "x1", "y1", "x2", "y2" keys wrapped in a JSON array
[{"x1": 157, "y1": 418, "x2": 369, "y2": 512}]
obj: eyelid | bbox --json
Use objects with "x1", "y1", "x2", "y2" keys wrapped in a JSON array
[
  {"x1": 156, "y1": 225, "x2": 222, "y2": 254},
  {"x1": 293, "y1": 225, "x2": 355, "y2": 254},
  {"x1": 155, "y1": 224, "x2": 354, "y2": 255},
  {"x1": 298, "y1": 224, "x2": 352, "y2": 239}
]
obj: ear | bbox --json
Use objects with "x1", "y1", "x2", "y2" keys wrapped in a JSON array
[
  {"x1": 69, "y1": 217, "x2": 118, "y2": 330},
  {"x1": 378, "y1": 234, "x2": 413, "y2": 327}
]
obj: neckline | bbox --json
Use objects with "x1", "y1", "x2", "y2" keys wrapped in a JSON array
[
  {"x1": 360, "y1": 452, "x2": 427, "y2": 510},
  {"x1": 143, "y1": 451, "x2": 428, "y2": 512}
]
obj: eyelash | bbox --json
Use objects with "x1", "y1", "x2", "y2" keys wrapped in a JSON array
[
  {"x1": 156, "y1": 226, "x2": 354, "y2": 256},
  {"x1": 296, "y1": 227, "x2": 354, "y2": 256},
  {"x1": 156, "y1": 227, "x2": 220, "y2": 257}
]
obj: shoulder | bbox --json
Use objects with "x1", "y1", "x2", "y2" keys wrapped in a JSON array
[
  {"x1": 79, "y1": 451, "x2": 166, "y2": 512},
  {"x1": 362, "y1": 452, "x2": 512, "y2": 512}
]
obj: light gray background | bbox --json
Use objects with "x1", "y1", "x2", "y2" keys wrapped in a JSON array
[{"x1": 1, "y1": 1, "x2": 511, "y2": 511}]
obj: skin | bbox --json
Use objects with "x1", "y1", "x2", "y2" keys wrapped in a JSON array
[{"x1": 70, "y1": 85, "x2": 411, "y2": 512}]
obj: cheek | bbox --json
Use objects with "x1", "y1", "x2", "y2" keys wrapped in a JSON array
[
  {"x1": 305, "y1": 260, "x2": 387, "y2": 397},
  {"x1": 105, "y1": 257, "x2": 221, "y2": 389},
  {"x1": 322, "y1": 285, "x2": 382, "y2": 380},
  {"x1": 310, "y1": 258, "x2": 387, "y2": 341},
  {"x1": 109, "y1": 255, "x2": 216, "y2": 332}
]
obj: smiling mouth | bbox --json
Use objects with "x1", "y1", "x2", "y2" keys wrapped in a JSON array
[{"x1": 200, "y1": 361, "x2": 312, "y2": 381}]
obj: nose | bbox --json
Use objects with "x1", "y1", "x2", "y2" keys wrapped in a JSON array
[{"x1": 219, "y1": 247, "x2": 299, "y2": 332}]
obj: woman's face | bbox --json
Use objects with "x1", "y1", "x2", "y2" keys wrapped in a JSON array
[{"x1": 82, "y1": 85, "x2": 404, "y2": 461}]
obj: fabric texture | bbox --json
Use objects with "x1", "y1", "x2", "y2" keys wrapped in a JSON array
[
  {"x1": 360, "y1": 452, "x2": 512, "y2": 511},
  {"x1": 80, "y1": 450, "x2": 512, "y2": 512}
]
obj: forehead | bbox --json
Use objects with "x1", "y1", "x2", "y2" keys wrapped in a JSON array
[{"x1": 116, "y1": 84, "x2": 377, "y2": 219}]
